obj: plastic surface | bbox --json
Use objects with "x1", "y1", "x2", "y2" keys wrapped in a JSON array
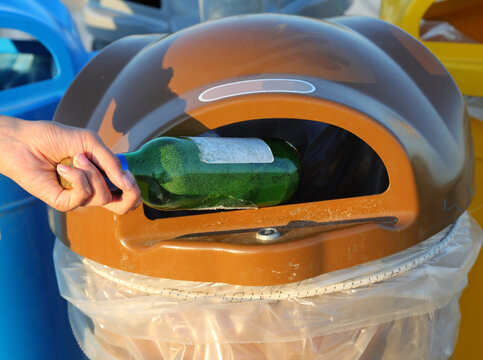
[
  {"x1": 421, "y1": 20, "x2": 478, "y2": 44},
  {"x1": 390, "y1": 3, "x2": 483, "y2": 355},
  {"x1": 52, "y1": 14, "x2": 473, "y2": 285},
  {"x1": 54, "y1": 212, "x2": 481, "y2": 360},
  {"x1": 381, "y1": 1, "x2": 483, "y2": 356},
  {"x1": 0, "y1": 38, "x2": 54, "y2": 91},
  {"x1": 0, "y1": 187, "x2": 72, "y2": 360},
  {"x1": 0, "y1": 0, "x2": 91, "y2": 119},
  {"x1": 379, "y1": 0, "x2": 483, "y2": 97},
  {"x1": 84, "y1": 0, "x2": 352, "y2": 48},
  {"x1": 0, "y1": 0, "x2": 89, "y2": 358},
  {"x1": 466, "y1": 96, "x2": 483, "y2": 122},
  {"x1": 459, "y1": 98, "x2": 483, "y2": 360}
]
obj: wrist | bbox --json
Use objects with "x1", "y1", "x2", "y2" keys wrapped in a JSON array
[
  {"x1": 0, "y1": 116, "x2": 28, "y2": 176},
  {"x1": 0, "y1": 115, "x2": 22, "y2": 141}
]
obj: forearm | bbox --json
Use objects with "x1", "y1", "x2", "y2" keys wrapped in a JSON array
[{"x1": 0, "y1": 115, "x2": 25, "y2": 176}]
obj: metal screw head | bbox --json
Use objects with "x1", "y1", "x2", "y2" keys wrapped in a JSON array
[{"x1": 256, "y1": 227, "x2": 281, "y2": 242}]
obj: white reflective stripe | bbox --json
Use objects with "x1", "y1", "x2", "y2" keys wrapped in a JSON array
[{"x1": 199, "y1": 78, "x2": 316, "y2": 102}]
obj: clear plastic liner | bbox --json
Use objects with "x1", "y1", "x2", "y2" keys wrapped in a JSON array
[
  {"x1": 420, "y1": 20, "x2": 478, "y2": 43},
  {"x1": 418, "y1": 20, "x2": 483, "y2": 122},
  {"x1": 465, "y1": 96, "x2": 483, "y2": 122},
  {"x1": 54, "y1": 212, "x2": 482, "y2": 360}
]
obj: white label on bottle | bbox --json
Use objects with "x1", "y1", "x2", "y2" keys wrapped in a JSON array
[{"x1": 189, "y1": 137, "x2": 274, "y2": 164}]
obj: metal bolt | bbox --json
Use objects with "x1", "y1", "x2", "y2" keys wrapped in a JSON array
[{"x1": 256, "y1": 227, "x2": 281, "y2": 242}]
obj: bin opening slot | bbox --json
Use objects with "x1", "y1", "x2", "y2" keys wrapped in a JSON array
[
  {"x1": 0, "y1": 28, "x2": 56, "y2": 91},
  {"x1": 420, "y1": 0, "x2": 483, "y2": 43},
  {"x1": 143, "y1": 118, "x2": 389, "y2": 220}
]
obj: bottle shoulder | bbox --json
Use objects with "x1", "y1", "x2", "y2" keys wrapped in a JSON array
[{"x1": 136, "y1": 137, "x2": 196, "y2": 156}]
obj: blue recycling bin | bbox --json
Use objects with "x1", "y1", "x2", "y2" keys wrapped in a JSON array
[{"x1": 0, "y1": 0, "x2": 91, "y2": 358}]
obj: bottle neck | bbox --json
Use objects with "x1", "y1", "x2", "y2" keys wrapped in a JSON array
[{"x1": 99, "y1": 154, "x2": 130, "y2": 192}]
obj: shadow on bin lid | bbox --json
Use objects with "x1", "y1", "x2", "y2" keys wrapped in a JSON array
[{"x1": 52, "y1": 14, "x2": 474, "y2": 285}]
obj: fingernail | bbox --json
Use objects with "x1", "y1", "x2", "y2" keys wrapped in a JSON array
[
  {"x1": 57, "y1": 164, "x2": 70, "y2": 173},
  {"x1": 74, "y1": 153, "x2": 89, "y2": 166},
  {"x1": 122, "y1": 171, "x2": 136, "y2": 190}
]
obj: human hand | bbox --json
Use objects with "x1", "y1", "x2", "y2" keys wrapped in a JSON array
[{"x1": 0, "y1": 116, "x2": 141, "y2": 214}]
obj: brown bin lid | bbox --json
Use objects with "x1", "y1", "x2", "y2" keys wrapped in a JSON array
[{"x1": 52, "y1": 15, "x2": 473, "y2": 285}]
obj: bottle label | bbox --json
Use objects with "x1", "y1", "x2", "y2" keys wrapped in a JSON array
[{"x1": 189, "y1": 137, "x2": 274, "y2": 164}]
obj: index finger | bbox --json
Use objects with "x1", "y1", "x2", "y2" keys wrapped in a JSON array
[{"x1": 86, "y1": 132, "x2": 136, "y2": 192}]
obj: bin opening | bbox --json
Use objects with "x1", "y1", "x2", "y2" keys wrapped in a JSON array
[
  {"x1": 0, "y1": 28, "x2": 56, "y2": 90},
  {"x1": 420, "y1": 0, "x2": 483, "y2": 43},
  {"x1": 143, "y1": 118, "x2": 389, "y2": 220}
]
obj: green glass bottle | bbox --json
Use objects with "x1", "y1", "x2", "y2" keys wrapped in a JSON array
[{"x1": 116, "y1": 137, "x2": 301, "y2": 211}]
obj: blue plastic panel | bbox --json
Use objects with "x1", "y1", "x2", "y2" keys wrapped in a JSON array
[{"x1": 0, "y1": 0, "x2": 90, "y2": 358}]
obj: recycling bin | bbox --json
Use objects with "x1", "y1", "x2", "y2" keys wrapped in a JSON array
[
  {"x1": 51, "y1": 14, "x2": 480, "y2": 359},
  {"x1": 0, "y1": 0, "x2": 91, "y2": 358}
]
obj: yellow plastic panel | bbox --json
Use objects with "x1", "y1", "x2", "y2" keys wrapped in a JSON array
[
  {"x1": 459, "y1": 117, "x2": 483, "y2": 359},
  {"x1": 380, "y1": 0, "x2": 483, "y2": 97}
]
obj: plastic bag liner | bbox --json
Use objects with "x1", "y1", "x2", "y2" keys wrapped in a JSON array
[
  {"x1": 420, "y1": 20, "x2": 479, "y2": 44},
  {"x1": 465, "y1": 96, "x2": 483, "y2": 122},
  {"x1": 54, "y1": 212, "x2": 482, "y2": 360}
]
